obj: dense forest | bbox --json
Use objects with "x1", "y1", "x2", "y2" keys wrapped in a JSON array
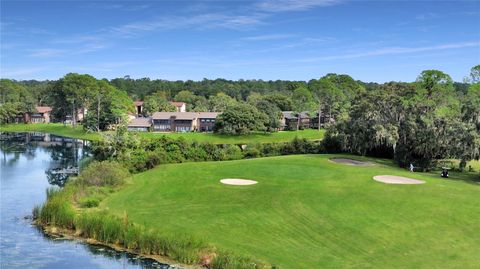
[{"x1": 1, "y1": 66, "x2": 479, "y2": 171}]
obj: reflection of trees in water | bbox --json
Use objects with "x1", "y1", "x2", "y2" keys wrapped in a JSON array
[
  {"x1": 1, "y1": 133, "x2": 38, "y2": 166},
  {"x1": 45, "y1": 170, "x2": 70, "y2": 187},
  {"x1": 43, "y1": 138, "x2": 91, "y2": 187},
  {"x1": 1, "y1": 132, "x2": 91, "y2": 186}
]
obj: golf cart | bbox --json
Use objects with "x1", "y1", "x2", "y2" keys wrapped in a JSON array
[{"x1": 441, "y1": 167, "x2": 450, "y2": 178}]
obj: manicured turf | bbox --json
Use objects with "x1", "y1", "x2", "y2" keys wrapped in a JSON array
[
  {"x1": 137, "y1": 129, "x2": 325, "y2": 144},
  {"x1": 0, "y1": 123, "x2": 325, "y2": 144},
  {"x1": 102, "y1": 154, "x2": 480, "y2": 268}
]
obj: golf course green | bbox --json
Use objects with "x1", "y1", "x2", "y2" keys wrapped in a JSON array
[{"x1": 102, "y1": 154, "x2": 480, "y2": 268}]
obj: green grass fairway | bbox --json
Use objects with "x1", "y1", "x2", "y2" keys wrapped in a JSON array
[
  {"x1": 0, "y1": 123, "x2": 324, "y2": 144},
  {"x1": 103, "y1": 155, "x2": 480, "y2": 268}
]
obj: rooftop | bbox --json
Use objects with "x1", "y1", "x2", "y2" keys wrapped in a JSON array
[
  {"x1": 36, "y1": 106, "x2": 52, "y2": 113},
  {"x1": 197, "y1": 112, "x2": 220, "y2": 118},
  {"x1": 170, "y1": 101, "x2": 186, "y2": 107},
  {"x1": 282, "y1": 111, "x2": 311, "y2": 119},
  {"x1": 128, "y1": 117, "x2": 152, "y2": 127},
  {"x1": 152, "y1": 112, "x2": 198, "y2": 120}
]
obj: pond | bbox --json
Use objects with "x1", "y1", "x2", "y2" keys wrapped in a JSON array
[{"x1": 0, "y1": 132, "x2": 178, "y2": 269}]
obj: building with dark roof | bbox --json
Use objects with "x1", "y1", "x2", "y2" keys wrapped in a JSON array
[{"x1": 127, "y1": 117, "x2": 152, "y2": 132}]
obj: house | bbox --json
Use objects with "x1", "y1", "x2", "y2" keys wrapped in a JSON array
[
  {"x1": 197, "y1": 112, "x2": 219, "y2": 132},
  {"x1": 26, "y1": 106, "x2": 52, "y2": 123},
  {"x1": 144, "y1": 111, "x2": 220, "y2": 132},
  {"x1": 170, "y1": 101, "x2": 186, "y2": 112},
  {"x1": 127, "y1": 112, "x2": 137, "y2": 121},
  {"x1": 77, "y1": 108, "x2": 87, "y2": 122},
  {"x1": 127, "y1": 117, "x2": 152, "y2": 132},
  {"x1": 280, "y1": 111, "x2": 311, "y2": 130},
  {"x1": 310, "y1": 111, "x2": 335, "y2": 129},
  {"x1": 64, "y1": 108, "x2": 87, "y2": 124},
  {"x1": 134, "y1": 101, "x2": 144, "y2": 116},
  {"x1": 152, "y1": 112, "x2": 198, "y2": 132}
]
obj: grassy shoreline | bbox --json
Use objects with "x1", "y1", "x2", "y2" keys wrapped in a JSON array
[
  {"x1": 0, "y1": 123, "x2": 325, "y2": 144},
  {"x1": 0, "y1": 123, "x2": 101, "y2": 141},
  {"x1": 38, "y1": 223, "x2": 201, "y2": 269},
  {"x1": 34, "y1": 164, "x2": 270, "y2": 269}
]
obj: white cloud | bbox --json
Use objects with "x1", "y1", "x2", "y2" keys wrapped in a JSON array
[
  {"x1": 256, "y1": 0, "x2": 343, "y2": 12},
  {"x1": 300, "y1": 41, "x2": 479, "y2": 62},
  {"x1": 110, "y1": 13, "x2": 266, "y2": 37}
]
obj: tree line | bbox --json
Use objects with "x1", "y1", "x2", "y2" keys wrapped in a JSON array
[
  {"x1": 323, "y1": 66, "x2": 480, "y2": 171},
  {"x1": 1, "y1": 67, "x2": 478, "y2": 172},
  {"x1": 0, "y1": 72, "x2": 366, "y2": 133}
]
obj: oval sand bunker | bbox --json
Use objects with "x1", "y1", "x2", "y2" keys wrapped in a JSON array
[
  {"x1": 373, "y1": 175, "x2": 425, "y2": 185},
  {"x1": 220, "y1": 179, "x2": 258, "y2": 186}
]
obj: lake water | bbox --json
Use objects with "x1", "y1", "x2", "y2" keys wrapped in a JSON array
[{"x1": 0, "y1": 133, "x2": 177, "y2": 269}]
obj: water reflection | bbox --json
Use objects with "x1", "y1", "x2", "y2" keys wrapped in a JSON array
[
  {"x1": 1, "y1": 132, "x2": 88, "y2": 187},
  {"x1": 0, "y1": 132, "x2": 179, "y2": 269}
]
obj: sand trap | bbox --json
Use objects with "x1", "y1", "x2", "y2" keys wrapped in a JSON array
[
  {"x1": 373, "y1": 175, "x2": 425, "y2": 185},
  {"x1": 220, "y1": 179, "x2": 258, "y2": 186},
  {"x1": 330, "y1": 158, "x2": 373, "y2": 166}
]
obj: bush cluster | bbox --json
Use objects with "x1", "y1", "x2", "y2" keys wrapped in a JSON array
[
  {"x1": 92, "y1": 135, "x2": 323, "y2": 173},
  {"x1": 244, "y1": 137, "x2": 321, "y2": 158},
  {"x1": 74, "y1": 161, "x2": 130, "y2": 187}
]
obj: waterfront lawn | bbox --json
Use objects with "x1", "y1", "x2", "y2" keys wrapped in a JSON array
[
  {"x1": 0, "y1": 123, "x2": 101, "y2": 141},
  {"x1": 103, "y1": 154, "x2": 480, "y2": 269},
  {"x1": 138, "y1": 129, "x2": 325, "y2": 144},
  {"x1": 0, "y1": 123, "x2": 325, "y2": 144}
]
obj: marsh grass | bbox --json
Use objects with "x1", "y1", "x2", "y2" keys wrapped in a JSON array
[
  {"x1": 211, "y1": 252, "x2": 270, "y2": 269},
  {"x1": 37, "y1": 187, "x2": 76, "y2": 229},
  {"x1": 34, "y1": 183, "x2": 267, "y2": 267}
]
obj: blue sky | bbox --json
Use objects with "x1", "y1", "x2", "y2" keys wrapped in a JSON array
[{"x1": 1, "y1": 0, "x2": 479, "y2": 82}]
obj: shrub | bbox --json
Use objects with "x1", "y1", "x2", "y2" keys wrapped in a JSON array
[
  {"x1": 185, "y1": 143, "x2": 209, "y2": 161},
  {"x1": 75, "y1": 161, "x2": 130, "y2": 187},
  {"x1": 261, "y1": 143, "x2": 281, "y2": 157},
  {"x1": 244, "y1": 144, "x2": 262, "y2": 158},
  {"x1": 221, "y1": 145, "x2": 243, "y2": 160},
  {"x1": 79, "y1": 197, "x2": 100, "y2": 208},
  {"x1": 36, "y1": 187, "x2": 76, "y2": 229},
  {"x1": 211, "y1": 251, "x2": 269, "y2": 269}
]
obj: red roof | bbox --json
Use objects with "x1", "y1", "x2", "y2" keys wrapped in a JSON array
[
  {"x1": 170, "y1": 101, "x2": 186, "y2": 107},
  {"x1": 36, "y1": 106, "x2": 52, "y2": 113},
  {"x1": 134, "y1": 100, "x2": 144, "y2": 106}
]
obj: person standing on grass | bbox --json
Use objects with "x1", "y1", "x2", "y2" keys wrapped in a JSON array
[{"x1": 410, "y1": 163, "x2": 414, "y2": 172}]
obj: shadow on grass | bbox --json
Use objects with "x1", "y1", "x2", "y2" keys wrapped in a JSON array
[{"x1": 425, "y1": 170, "x2": 480, "y2": 186}]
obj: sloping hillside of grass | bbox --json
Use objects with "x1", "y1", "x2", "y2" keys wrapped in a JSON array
[{"x1": 103, "y1": 154, "x2": 480, "y2": 268}]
